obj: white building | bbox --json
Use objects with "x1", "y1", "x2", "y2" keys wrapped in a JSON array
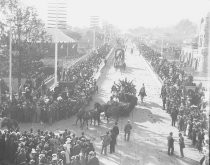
[
  {"x1": 47, "y1": 0, "x2": 68, "y2": 29},
  {"x1": 180, "y1": 13, "x2": 209, "y2": 73}
]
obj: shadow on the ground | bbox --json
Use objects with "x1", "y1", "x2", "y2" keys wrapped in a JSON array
[
  {"x1": 120, "y1": 66, "x2": 146, "y2": 75},
  {"x1": 98, "y1": 126, "x2": 200, "y2": 165},
  {"x1": 137, "y1": 101, "x2": 163, "y2": 110},
  {"x1": 131, "y1": 107, "x2": 167, "y2": 124}
]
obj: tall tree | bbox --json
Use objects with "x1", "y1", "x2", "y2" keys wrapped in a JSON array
[{"x1": 1, "y1": 0, "x2": 50, "y2": 92}]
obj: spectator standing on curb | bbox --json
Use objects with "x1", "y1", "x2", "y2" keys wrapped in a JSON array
[
  {"x1": 124, "y1": 120, "x2": 132, "y2": 141},
  {"x1": 110, "y1": 129, "x2": 117, "y2": 154},
  {"x1": 167, "y1": 132, "x2": 174, "y2": 155},
  {"x1": 179, "y1": 133, "x2": 185, "y2": 158},
  {"x1": 112, "y1": 122, "x2": 119, "y2": 144},
  {"x1": 100, "y1": 131, "x2": 111, "y2": 155}
]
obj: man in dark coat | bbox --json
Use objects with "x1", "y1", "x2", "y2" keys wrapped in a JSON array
[
  {"x1": 124, "y1": 120, "x2": 132, "y2": 141},
  {"x1": 110, "y1": 129, "x2": 117, "y2": 154},
  {"x1": 167, "y1": 132, "x2": 174, "y2": 155},
  {"x1": 87, "y1": 151, "x2": 99, "y2": 165},
  {"x1": 171, "y1": 107, "x2": 178, "y2": 127},
  {"x1": 112, "y1": 122, "x2": 119, "y2": 144}
]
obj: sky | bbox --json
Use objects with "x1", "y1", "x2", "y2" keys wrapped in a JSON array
[{"x1": 20, "y1": 0, "x2": 210, "y2": 31}]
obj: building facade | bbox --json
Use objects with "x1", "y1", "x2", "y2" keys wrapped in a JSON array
[{"x1": 180, "y1": 13, "x2": 209, "y2": 73}]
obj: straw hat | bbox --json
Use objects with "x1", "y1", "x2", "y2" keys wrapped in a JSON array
[
  {"x1": 89, "y1": 151, "x2": 94, "y2": 155},
  {"x1": 52, "y1": 154, "x2": 57, "y2": 161},
  {"x1": 61, "y1": 151, "x2": 65, "y2": 155},
  {"x1": 31, "y1": 148, "x2": 37, "y2": 154}
]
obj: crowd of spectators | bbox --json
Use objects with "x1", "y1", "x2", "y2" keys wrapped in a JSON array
[
  {"x1": 137, "y1": 42, "x2": 209, "y2": 164},
  {"x1": 0, "y1": 129, "x2": 100, "y2": 165},
  {"x1": 0, "y1": 44, "x2": 111, "y2": 125}
]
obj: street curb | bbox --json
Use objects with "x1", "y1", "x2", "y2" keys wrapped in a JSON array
[
  {"x1": 93, "y1": 48, "x2": 114, "y2": 80},
  {"x1": 48, "y1": 48, "x2": 114, "y2": 90},
  {"x1": 140, "y1": 54, "x2": 163, "y2": 86},
  {"x1": 144, "y1": 58, "x2": 163, "y2": 84}
]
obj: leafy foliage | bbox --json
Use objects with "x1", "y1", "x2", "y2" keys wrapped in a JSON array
[
  {"x1": 114, "y1": 78, "x2": 136, "y2": 95},
  {"x1": 0, "y1": 0, "x2": 50, "y2": 82}
]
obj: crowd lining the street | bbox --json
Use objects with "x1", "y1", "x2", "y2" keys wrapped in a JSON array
[
  {"x1": 0, "y1": 44, "x2": 112, "y2": 165},
  {"x1": 137, "y1": 42, "x2": 209, "y2": 164},
  {"x1": 0, "y1": 129, "x2": 99, "y2": 165},
  {"x1": 0, "y1": 44, "x2": 111, "y2": 125}
]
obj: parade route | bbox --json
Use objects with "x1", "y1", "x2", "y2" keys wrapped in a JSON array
[{"x1": 19, "y1": 42, "x2": 202, "y2": 165}]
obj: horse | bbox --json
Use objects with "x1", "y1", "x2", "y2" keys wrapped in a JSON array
[
  {"x1": 0, "y1": 117, "x2": 19, "y2": 131},
  {"x1": 94, "y1": 102, "x2": 131, "y2": 123},
  {"x1": 94, "y1": 102, "x2": 110, "y2": 122},
  {"x1": 75, "y1": 107, "x2": 85, "y2": 128},
  {"x1": 82, "y1": 109, "x2": 101, "y2": 128},
  {"x1": 75, "y1": 107, "x2": 101, "y2": 129}
]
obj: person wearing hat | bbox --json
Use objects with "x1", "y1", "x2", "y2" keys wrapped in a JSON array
[
  {"x1": 29, "y1": 159, "x2": 36, "y2": 165},
  {"x1": 59, "y1": 151, "x2": 67, "y2": 165},
  {"x1": 112, "y1": 122, "x2": 119, "y2": 144},
  {"x1": 167, "y1": 132, "x2": 174, "y2": 155},
  {"x1": 72, "y1": 140, "x2": 81, "y2": 156},
  {"x1": 87, "y1": 151, "x2": 99, "y2": 165},
  {"x1": 51, "y1": 153, "x2": 58, "y2": 164},
  {"x1": 110, "y1": 129, "x2": 117, "y2": 154},
  {"x1": 171, "y1": 107, "x2": 178, "y2": 127},
  {"x1": 179, "y1": 133, "x2": 185, "y2": 157},
  {"x1": 85, "y1": 139, "x2": 94, "y2": 158},
  {"x1": 16, "y1": 147, "x2": 27, "y2": 165},
  {"x1": 100, "y1": 131, "x2": 111, "y2": 155},
  {"x1": 124, "y1": 120, "x2": 132, "y2": 141},
  {"x1": 63, "y1": 143, "x2": 70, "y2": 165},
  {"x1": 29, "y1": 148, "x2": 39, "y2": 165},
  {"x1": 138, "y1": 83, "x2": 147, "y2": 103}
]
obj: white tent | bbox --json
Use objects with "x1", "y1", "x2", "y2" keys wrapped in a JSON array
[
  {"x1": 47, "y1": 28, "x2": 76, "y2": 43},
  {"x1": 46, "y1": 28, "x2": 76, "y2": 87}
]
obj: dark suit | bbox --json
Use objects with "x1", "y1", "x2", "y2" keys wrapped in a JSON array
[
  {"x1": 167, "y1": 135, "x2": 174, "y2": 155},
  {"x1": 87, "y1": 157, "x2": 100, "y2": 165},
  {"x1": 110, "y1": 132, "x2": 117, "y2": 153}
]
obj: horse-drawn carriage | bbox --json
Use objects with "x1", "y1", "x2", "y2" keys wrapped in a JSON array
[
  {"x1": 93, "y1": 78, "x2": 137, "y2": 123},
  {"x1": 114, "y1": 48, "x2": 126, "y2": 69}
]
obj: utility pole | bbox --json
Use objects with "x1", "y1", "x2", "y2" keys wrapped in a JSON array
[
  {"x1": 0, "y1": 78, "x2": 1, "y2": 104},
  {"x1": 104, "y1": 30, "x2": 106, "y2": 44},
  {"x1": 9, "y1": 23, "x2": 12, "y2": 100},
  {"x1": 54, "y1": 4, "x2": 58, "y2": 87},
  {"x1": 161, "y1": 38, "x2": 163, "y2": 57},
  {"x1": 93, "y1": 28, "x2": 96, "y2": 50}
]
